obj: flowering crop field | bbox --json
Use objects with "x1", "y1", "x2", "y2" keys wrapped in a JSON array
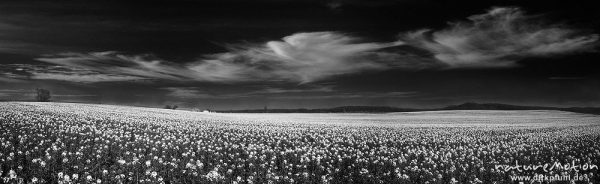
[{"x1": 1, "y1": 102, "x2": 600, "y2": 184}]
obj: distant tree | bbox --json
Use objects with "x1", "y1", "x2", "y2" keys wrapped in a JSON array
[
  {"x1": 164, "y1": 105, "x2": 178, "y2": 110},
  {"x1": 36, "y1": 88, "x2": 51, "y2": 102}
]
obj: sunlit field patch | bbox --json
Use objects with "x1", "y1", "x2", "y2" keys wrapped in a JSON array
[{"x1": 1, "y1": 102, "x2": 599, "y2": 183}]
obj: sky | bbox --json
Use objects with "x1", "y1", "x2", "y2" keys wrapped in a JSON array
[{"x1": 1, "y1": 0, "x2": 599, "y2": 109}]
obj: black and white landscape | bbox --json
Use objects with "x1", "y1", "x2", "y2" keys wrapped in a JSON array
[{"x1": 1, "y1": 0, "x2": 600, "y2": 183}]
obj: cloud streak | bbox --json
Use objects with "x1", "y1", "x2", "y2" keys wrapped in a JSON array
[
  {"x1": 163, "y1": 85, "x2": 335, "y2": 99},
  {"x1": 401, "y1": 7, "x2": 598, "y2": 68},
  {"x1": 36, "y1": 51, "x2": 255, "y2": 82},
  {"x1": 0, "y1": 63, "x2": 145, "y2": 83}
]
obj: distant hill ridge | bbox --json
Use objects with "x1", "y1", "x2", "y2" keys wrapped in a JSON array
[
  {"x1": 218, "y1": 102, "x2": 600, "y2": 115},
  {"x1": 443, "y1": 102, "x2": 546, "y2": 110}
]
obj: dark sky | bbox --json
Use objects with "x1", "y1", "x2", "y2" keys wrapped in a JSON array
[{"x1": 1, "y1": 0, "x2": 599, "y2": 109}]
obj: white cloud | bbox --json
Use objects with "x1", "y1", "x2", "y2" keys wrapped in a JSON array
[
  {"x1": 401, "y1": 7, "x2": 598, "y2": 68},
  {"x1": 265, "y1": 32, "x2": 405, "y2": 82},
  {"x1": 205, "y1": 32, "x2": 407, "y2": 83},
  {"x1": 31, "y1": 73, "x2": 144, "y2": 83}
]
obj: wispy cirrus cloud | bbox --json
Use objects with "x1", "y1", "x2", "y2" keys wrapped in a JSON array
[
  {"x1": 28, "y1": 7, "x2": 598, "y2": 84},
  {"x1": 35, "y1": 32, "x2": 411, "y2": 83},
  {"x1": 401, "y1": 7, "x2": 598, "y2": 68}
]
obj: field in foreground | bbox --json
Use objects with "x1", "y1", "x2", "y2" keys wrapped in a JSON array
[{"x1": 1, "y1": 102, "x2": 599, "y2": 184}]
